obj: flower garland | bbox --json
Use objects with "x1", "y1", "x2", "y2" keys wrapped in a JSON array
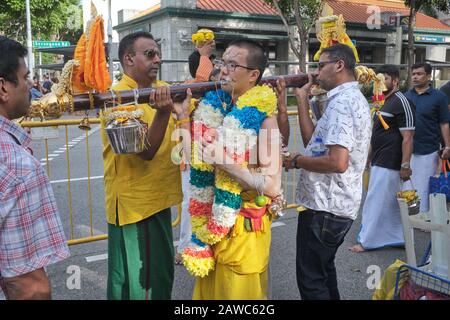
[
  {"x1": 104, "y1": 105, "x2": 144, "y2": 123},
  {"x1": 182, "y1": 85, "x2": 277, "y2": 277}
]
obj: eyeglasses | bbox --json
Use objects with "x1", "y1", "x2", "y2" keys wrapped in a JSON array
[
  {"x1": 213, "y1": 59, "x2": 255, "y2": 72},
  {"x1": 142, "y1": 48, "x2": 161, "y2": 59},
  {"x1": 317, "y1": 60, "x2": 338, "y2": 70}
]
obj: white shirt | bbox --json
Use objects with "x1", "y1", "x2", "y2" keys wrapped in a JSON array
[{"x1": 296, "y1": 81, "x2": 372, "y2": 220}]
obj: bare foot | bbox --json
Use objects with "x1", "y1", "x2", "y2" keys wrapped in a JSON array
[{"x1": 349, "y1": 244, "x2": 366, "y2": 253}]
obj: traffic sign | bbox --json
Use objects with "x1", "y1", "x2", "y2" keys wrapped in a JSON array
[
  {"x1": 33, "y1": 40, "x2": 70, "y2": 48},
  {"x1": 414, "y1": 35, "x2": 447, "y2": 44}
]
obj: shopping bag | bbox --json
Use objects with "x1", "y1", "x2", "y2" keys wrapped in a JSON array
[{"x1": 429, "y1": 159, "x2": 450, "y2": 201}]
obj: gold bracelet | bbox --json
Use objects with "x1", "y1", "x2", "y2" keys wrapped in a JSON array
[{"x1": 176, "y1": 117, "x2": 190, "y2": 127}]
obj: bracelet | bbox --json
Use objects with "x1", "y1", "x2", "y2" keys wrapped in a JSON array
[
  {"x1": 176, "y1": 117, "x2": 190, "y2": 127},
  {"x1": 401, "y1": 162, "x2": 410, "y2": 169}
]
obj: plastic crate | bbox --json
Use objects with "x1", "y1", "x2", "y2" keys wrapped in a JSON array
[{"x1": 394, "y1": 264, "x2": 450, "y2": 299}]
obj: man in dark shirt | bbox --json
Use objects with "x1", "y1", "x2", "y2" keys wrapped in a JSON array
[
  {"x1": 350, "y1": 64, "x2": 415, "y2": 252},
  {"x1": 41, "y1": 74, "x2": 52, "y2": 94},
  {"x1": 440, "y1": 81, "x2": 450, "y2": 106},
  {"x1": 405, "y1": 62, "x2": 450, "y2": 215}
]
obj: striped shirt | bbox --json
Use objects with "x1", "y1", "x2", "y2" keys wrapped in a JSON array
[
  {"x1": 0, "y1": 115, "x2": 69, "y2": 278},
  {"x1": 371, "y1": 90, "x2": 416, "y2": 170}
]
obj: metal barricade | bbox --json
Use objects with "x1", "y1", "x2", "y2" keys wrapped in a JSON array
[{"x1": 21, "y1": 119, "x2": 107, "y2": 246}]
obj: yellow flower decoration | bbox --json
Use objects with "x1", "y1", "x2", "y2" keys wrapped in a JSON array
[
  {"x1": 189, "y1": 98, "x2": 198, "y2": 115},
  {"x1": 196, "y1": 33, "x2": 205, "y2": 41},
  {"x1": 236, "y1": 85, "x2": 277, "y2": 116},
  {"x1": 215, "y1": 169, "x2": 242, "y2": 195},
  {"x1": 191, "y1": 141, "x2": 214, "y2": 172},
  {"x1": 182, "y1": 254, "x2": 215, "y2": 278},
  {"x1": 192, "y1": 29, "x2": 215, "y2": 47},
  {"x1": 191, "y1": 216, "x2": 223, "y2": 245}
]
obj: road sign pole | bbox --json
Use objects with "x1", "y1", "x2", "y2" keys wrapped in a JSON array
[
  {"x1": 39, "y1": 52, "x2": 43, "y2": 80},
  {"x1": 107, "y1": 0, "x2": 114, "y2": 79},
  {"x1": 395, "y1": 14, "x2": 402, "y2": 65},
  {"x1": 26, "y1": 0, "x2": 34, "y2": 76}
]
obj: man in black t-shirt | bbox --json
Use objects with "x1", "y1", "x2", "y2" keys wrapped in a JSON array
[{"x1": 350, "y1": 64, "x2": 415, "y2": 253}]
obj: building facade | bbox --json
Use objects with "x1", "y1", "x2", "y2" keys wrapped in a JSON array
[{"x1": 113, "y1": 0, "x2": 450, "y2": 82}]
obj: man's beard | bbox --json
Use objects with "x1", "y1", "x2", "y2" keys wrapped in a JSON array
[{"x1": 384, "y1": 85, "x2": 395, "y2": 96}]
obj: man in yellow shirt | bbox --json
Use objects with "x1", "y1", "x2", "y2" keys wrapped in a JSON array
[{"x1": 101, "y1": 31, "x2": 182, "y2": 300}]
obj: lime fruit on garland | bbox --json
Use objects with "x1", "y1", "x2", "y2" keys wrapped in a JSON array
[
  {"x1": 255, "y1": 195, "x2": 268, "y2": 207},
  {"x1": 171, "y1": 149, "x2": 183, "y2": 165}
]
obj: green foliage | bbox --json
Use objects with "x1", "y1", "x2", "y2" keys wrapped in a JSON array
[
  {"x1": 264, "y1": 0, "x2": 323, "y2": 29},
  {"x1": 0, "y1": 0, "x2": 83, "y2": 44},
  {"x1": 264, "y1": 0, "x2": 323, "y2": 71},
  {"x1": 404, "y1": 0, "x2": 450, "y2": 13}
]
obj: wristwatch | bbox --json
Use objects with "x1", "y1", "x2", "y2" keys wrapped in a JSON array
[
  {"x1": 400, "y1": 162, "x2": 410, "y2": 169},
  {"x1": 291, "y1": 154, "x2": 301, "y2": 169}
]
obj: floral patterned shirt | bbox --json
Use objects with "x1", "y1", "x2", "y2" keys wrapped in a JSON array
[{"x1": 297, "y1": 81, "x2": 372, "y2": 220}]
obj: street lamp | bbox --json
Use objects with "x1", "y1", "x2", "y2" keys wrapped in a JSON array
[
  {"x1": 25, "y1": 0, "x2": 34, "y2": 76},
  {"x1": 105, "y1": 0, "x2": 114, "y2": 79}
]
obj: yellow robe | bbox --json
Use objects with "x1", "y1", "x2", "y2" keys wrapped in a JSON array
[{"x1": 193, "y1": 191, "x2": 272, "y2": 300}]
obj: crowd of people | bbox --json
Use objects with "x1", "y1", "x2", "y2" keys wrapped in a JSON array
[
  {"x1": 1, "y1": 31, "x2": 450, "y2": 300},
  {"x1": 29, "y1": 74, "x2": 56, "y2": 100}
]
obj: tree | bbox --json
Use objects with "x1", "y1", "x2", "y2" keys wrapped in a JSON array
[
  {"x1": 404, "y1": 0, "x2": 450, "y2": 87},
  {"x1": 0, "y1": 0, "x2": 83, "y2": 44},
  {"x1": 264, "y1": 0, "x2": 324, "y2": 73}
]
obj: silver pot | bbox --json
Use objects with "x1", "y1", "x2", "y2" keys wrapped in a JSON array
[{"x1": 105, "y1": 119, "x2": 147, "y2": 154}]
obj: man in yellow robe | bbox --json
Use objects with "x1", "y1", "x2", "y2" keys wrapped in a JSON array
[{"x1": 175, "y1": 39, "x2": 282, "y2": 299}]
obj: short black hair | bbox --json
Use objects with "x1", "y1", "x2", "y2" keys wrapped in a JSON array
[
  {"x1": 377, "y1": 64, "x2": 400, "y2": 80},
  {"x1": 321, "y1": 44, "x2": 356, "y2": 73},
  {"x1": 188, "y1": 51, "x2": 216, "y2": 78},
  {"x1": 0, "y1": 36, "x2": 28, "y2": 85},
  {"x1": 118, "y1": 31, "x2": 155, "y2": 66},
  {"x1": 228, "y1": 38, "x2": 267, "y2": 83},
  {"x1": 412, "y1": 62, "x2": 432, "y2": 75}
]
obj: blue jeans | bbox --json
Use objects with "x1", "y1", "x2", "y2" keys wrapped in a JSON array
[{"x1": 296, "y1": 209, "x2": 353, "y2": 300}]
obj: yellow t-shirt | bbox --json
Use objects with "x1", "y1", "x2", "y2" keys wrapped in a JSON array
[{"x1": 101, "y1": 74, "x2": 182, "y2": 226}]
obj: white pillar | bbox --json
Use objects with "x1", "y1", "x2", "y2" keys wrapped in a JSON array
[
  {"x1": 107, "y1": 0, "x2": 114, "y2": 79},
  {"x1": 25, "y1": 0, "x2": 34, "y2": 75},
  {"x1": 39, "y1": 52, "x2": 42, "y2": 80}
]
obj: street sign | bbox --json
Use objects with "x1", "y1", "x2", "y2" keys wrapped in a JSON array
[
  {"x1": 414, "y1": 35, "x2": 447, "y2": 44},
  {"x1": 33, "y1": 40, "x2": 70, "y2": 48}
]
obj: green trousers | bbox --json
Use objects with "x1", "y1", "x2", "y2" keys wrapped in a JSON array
[{"x1": 107, "y1": 208, "x2": 174, "y2": 300}]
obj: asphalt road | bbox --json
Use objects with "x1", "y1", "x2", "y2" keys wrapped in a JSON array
[{"x1": 2, "y1": 114, "x2": 430, "y2": 300}]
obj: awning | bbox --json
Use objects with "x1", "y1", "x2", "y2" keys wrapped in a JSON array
[
  {"x1": 36, "y1": 46, "x2": 77, "y2": 57},
  {"x1": 35, "y1": 43, "x2": 120, "y2": 60},
  {"x1": 35, "y1": 63, "x2": 65, "y2": 71},
  {"x1": 214, "y1": 31, "x2": 288, "y2": 41}
]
